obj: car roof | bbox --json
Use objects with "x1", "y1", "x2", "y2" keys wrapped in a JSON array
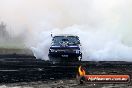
[{"x1": 53, "y1": 34, "x2": 78, "y2": 37}]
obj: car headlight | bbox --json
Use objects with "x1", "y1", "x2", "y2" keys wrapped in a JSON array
[
  {"x1": 50, "y1": 49, "x2": 56, "y2": 52},
  {"x1": 75, "y1": 50, "x2": 80, "y2": 54}
]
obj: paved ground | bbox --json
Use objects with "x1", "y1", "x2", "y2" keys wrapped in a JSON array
[
  {"x1": 0, "y1": 79, "x2": 131, "y2": 88},
  {"x1": 0, "y1": 49, "x2": 131, "y2": 88}
]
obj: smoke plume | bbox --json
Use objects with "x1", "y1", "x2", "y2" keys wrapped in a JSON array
[{"x1": 0, "y1": 0, "x2": 132, "y2": 61}]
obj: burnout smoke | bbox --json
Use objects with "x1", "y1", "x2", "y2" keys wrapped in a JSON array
[{"x1": 0, "y1": 0, "x2": 132, "y2": 61}]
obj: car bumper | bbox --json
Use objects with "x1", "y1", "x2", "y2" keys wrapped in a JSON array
[{"x1": 48, "y1": 52, "x2": 82, "y2": 58}]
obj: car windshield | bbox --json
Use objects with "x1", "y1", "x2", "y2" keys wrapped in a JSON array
[{"x1": 52, "y1": 36, "x2": 80, "y2": 46}]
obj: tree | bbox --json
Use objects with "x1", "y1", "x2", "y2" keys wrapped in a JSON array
[{"x1": 0, "y1": 21, "x2": 9, "y2": 39}]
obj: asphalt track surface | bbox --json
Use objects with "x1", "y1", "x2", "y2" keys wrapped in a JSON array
[{"x1": 0, "y1": 54, "x2": 132, "y2": 88}]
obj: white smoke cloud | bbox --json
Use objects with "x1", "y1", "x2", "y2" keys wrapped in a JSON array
[{"x1": 0, "y1": 0, "x2": 132, "y2": 61}]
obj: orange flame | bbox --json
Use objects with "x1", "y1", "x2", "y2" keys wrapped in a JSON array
[{"x1": 78, "y1": 66, "x2": 86, "y2": 76}]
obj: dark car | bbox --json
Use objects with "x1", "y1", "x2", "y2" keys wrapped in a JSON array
[{"x1": 48, "y1": 35, "x2": 82, "y2": 62}]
